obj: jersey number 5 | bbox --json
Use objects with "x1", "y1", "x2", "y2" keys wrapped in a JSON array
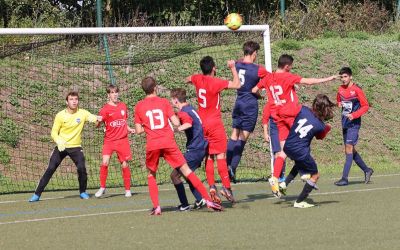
[
  {"x1": 239, "y1": 69, "x2": 246, "y2": 86},
  {"x1": 146, "y1": 109, "x2": 165, "y2": 130},
  {"x1": 199, "y1": 89, "x2": 207, "y2": 108},
  {"x1": 294, "y1": 118, "x2": 313, "y2": 138}
]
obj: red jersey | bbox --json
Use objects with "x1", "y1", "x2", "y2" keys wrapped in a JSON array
[
  {"x1": 134, "y1": 96, "x2": 177, "y2": 151},
  {"x1": 189, "y1": 74, "x2": 229, "y2": 124},
  {"x1": 99, "y1": 102, "x2": 129, "y2": 142},
  {"x1": 258, "y1": 72, "x2": 302, "y2": 119}
]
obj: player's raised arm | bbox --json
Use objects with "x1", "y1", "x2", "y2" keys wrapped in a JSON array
[
  {"x1": 299, "y1": 75, "x2": 338, "y2": 85},
  {"x1": 227, "y1": 60, "x2": 240, "y2": 89}
]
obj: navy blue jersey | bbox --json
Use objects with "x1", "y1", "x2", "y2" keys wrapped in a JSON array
[
  {"x1": 178, "y1": 105, "x2": 208, "y2": 151},
  {"x1": 284, "y1": 106, "x2": 326, "y2": 160},
  {"x1": 337, "y1": 84, "x2": 369, "y2": 128},
  {"x1": 235, "y1": 62, "x2": 268, "y2": 102}
]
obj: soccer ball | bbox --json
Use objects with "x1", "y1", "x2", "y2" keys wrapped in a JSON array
[{"x1": 224, "y1": 13, "x2": 243, "y2": 30}]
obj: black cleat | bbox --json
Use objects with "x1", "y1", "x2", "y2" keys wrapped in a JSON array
[
  {"x1": 364, "y1": 169, "x2": 374, "y2": 184},
  {"x1": 334, "y1": 178, "x2": 348, "y2": 186},
  {"x1": 228, "y1": 166, "x2": 237, "y2": 184}
]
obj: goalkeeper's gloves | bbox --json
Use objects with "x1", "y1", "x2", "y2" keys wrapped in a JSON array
[{"x1": 56, "y1": 138, "x2": 66, "y2": 152}]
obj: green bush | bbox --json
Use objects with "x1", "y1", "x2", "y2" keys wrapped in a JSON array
[
  {"x1": 0, "y1": 146, "x2": 11, "y2": 164},
  {"x1": 275, "y1": 39, "x2": 302, "y2": 50},
  {"x1": 0, "y1": 119, "x2": 22, "y2": 148},
  {"x1": 347, "y1": 31, "x2": 369, "y2": 40}
]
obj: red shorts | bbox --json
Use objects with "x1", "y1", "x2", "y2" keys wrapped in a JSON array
[
  {"x1": 102, "y1": 138, "x2": 132, "y2": 162},
  {"x1": 203, "y1": 120, "x2": 227, "y2": 154},
  {"x1": 276, "y1": 117, "x2": 295, "y2": 141},
  {"x1": 146, "y1": 147, "x2": 186, "y2": 172}
]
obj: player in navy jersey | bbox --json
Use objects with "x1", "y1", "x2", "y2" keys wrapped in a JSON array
[
  {"x1": 334, "y1": 67, "x2": 373, "y2": 186},
  {"x1": 170, "y1": 88, "x2": 208, "y2": 210},
  {"x1": 280, "y1": 94, "x2": 335, "y2": 208},
  {"x1": 227, "y1": 41, "x2": 269, "y2": 182}
]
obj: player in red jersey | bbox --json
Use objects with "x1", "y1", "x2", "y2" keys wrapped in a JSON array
[
  {"x1": 186, "y1": 56, "x2": 240, "y2": 204},
  {"x1": 95, "y1": 85, "x2": 135, "y2": 198},
  {"x1": 253, "y1": 54, "x2": 337, "y2": 197},
  {"x1": 134, "y1": 77, "x2": 222, "y2": 215},
  {"x1": 334, "y1": 67, "x2": 373, "y2": 186}
]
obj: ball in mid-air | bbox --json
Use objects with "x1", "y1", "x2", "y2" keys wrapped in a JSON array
[{"x1": 224, "y1": 13, "x2": 243, "y2": 30}]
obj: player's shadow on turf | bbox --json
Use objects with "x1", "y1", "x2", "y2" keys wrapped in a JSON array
[
  {"x1": 347, "y1": 180, "x2": 365, "y2": 185},
  {"x1": 276, "y1": 198, "x2": 339, "y2": 208},
  {"x1": 240, "y1": 193, "x2": 271, "y2": 203}
]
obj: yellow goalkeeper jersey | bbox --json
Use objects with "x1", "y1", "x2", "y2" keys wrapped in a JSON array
[{"x1": 51, "y1": 108, "x2": 97, "y2": 148}]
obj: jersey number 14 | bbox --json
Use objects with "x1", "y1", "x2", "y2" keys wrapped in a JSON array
[{"x1": 294, "y1": 118, "x2": 313, "y2": 138}]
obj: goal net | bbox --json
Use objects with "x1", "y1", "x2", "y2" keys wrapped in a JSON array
[{"x1": 0, "y1": 25, "x2": 272, "y2": 194}]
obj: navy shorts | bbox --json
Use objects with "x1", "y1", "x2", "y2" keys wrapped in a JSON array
[
  {"x1": 269, "y1": 117, "x2": 281, "y2": 154},
  {"x1": 184, "y1": 148, "x2": 206, "y2": 171},
  {"x1": 232, "y1": 100, "x2": 258, "y2": 132},
  {"x1": 343, "y1": 126, "x2": 360, "y2": 145},
  {"x1": 295, "y1": 154, "x2": 318, "y2": 175}
]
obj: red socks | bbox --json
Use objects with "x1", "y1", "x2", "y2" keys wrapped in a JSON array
[
  {"x1": 273, "y1": 156, "x2": 285, "y2": 178},
  {"x1": 205, "y1": 158, "x2": 215, "y2": 186},
  {"x1": 147, "y1": 174, "x2": 159, "y2": 207},
  {"x1": 122, "y1": 167, "x2": 131, "y2": 190},
  {"x1": 99, "y1": 165, "x2": 108, "y2": 188},
  {"x1": 217, "y1": 159, "x2": 231, "y2": 189},
  {"x1": 187, "y1": 172, "x2": 211, "y2": 201}
]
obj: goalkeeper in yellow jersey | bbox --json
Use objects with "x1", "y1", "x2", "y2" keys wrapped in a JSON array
[{"x1": 29, "y1": 91, "x2": 102, "y2": 202}]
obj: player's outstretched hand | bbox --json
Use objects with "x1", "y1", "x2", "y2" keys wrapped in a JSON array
[
  {"x1": 96, "y1": 115, "x2": 103, "y2": 122},
  {"x1": 331, "y1": 75, "x2": 340, "y2": 81},
  {"x1": 227, "y1": 60, "x2": 236, "y2": 69},
  {"x1": 56, "y1": 138, "x2": 66, "y2": 152},
  {"x1": 128, "y1": 127, "x2": 136, "y2": 134}
]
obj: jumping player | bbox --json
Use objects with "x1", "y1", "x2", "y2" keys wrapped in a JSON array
[
  {"x1": 134, "y1": 77, "x2": 222, "y2": 215},
  {"x1": 29, "y1": 91, "x2": 102, "y2": 202},
  {"x1": 226, "y1": 41, "x2": 269, "y2": 183},
  {"x1": 334, "y1": 67, "x2": 374, "y2": 186},
  {"x1": 186, "y1": 56, "x2": 240, "y2": 204},
  {"x1": 253, "y1": 54, "x2": 337, "y2": 197},
  {"x1": 170, "y1": 88, "x2": 208, "y2": 211},
  {"x1": 280, "y1": 94, "x2": 335, "y2": 208},
  {"x1": 95, "y1": 85, "x2": 135, "y2": 198}
]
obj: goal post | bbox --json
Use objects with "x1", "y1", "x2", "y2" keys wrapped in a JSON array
[{"x1": 0, "y1": 25, "x2": 272, "y2": 194}]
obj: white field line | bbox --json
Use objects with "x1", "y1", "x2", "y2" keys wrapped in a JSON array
[
  {"x1": 1, "y1": 185, "x2": 400, "y2": 225},
  {"x1": 0, "y1": 173, "x2": 399, "y2": 205},
  {"x1": 0, "y1": 208, "x2": 149, "y2": 225}
]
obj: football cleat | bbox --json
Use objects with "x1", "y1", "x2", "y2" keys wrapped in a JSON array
[
  {"x1": 150, "y1": 206, "x2": 161, "y2": 215},
  {"x1": 209, "y1": 185, "x2": 221, "y2": 204},
  {"x1": 193, "y1": 199, "x2": 207, "y2": 209},
  {"x1": 29, "y1": 194, "x2": 40, "y2": 202},
  {"x1": 334, "y1": 178, "x2": 348, "y2": 186},
  {"x1": 80, "y1": 192, "x2": 90, "y2": 199},
  {"x1": 95, "y1": 188, "x2": 106, "y2": 198},
  {"x1": 206, "y1": 200, "x2": 224, "y2": 212},
  {"x1": 220, "y1": 187, "x2": 235, "y2": 203},
  {"x1": 125, "y1": 190, "x2": 132, "y2": 197},
  {"x1": 268, "y1": 177, "x2": 282, "y2": 198},
  {"x1": 177, "y1": 204, "x2": 191, "y2": 212},
  {"x1": 364, "y1": 168, "x2": 374, "y2": 184},
  {"x1": 278, "y1": 182, "x2": 287, "y2": 196},
  {"x1": 294, "y1": 201, "x2": 315, "y2": 208}
]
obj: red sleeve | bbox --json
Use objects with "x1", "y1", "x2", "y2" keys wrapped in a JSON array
[
  {"x1": 336, "y1": 88, "x2": 341, "y2": 106},
  {"x1": 316, "y1": 124, "x2": 331, "y2": 140},
  {"x1": 262, "y1": 103, "x2": 270, "y2": 125},
  {"x1": 178, "y1": 111, "x2": 193, "y2": 125},
  {"x1": 257, "y1": 77, "x2": 267, "y2": 90},
  {"x1": 258, "y1": 66, "x2": 269, "y2": 78},
  {"x1": 288, "y1": 73, "x2": 302, "y2": 87},
  {"x1": 134, "y1": 105, "x2": 142, "y2": 124},
  {"x1": 164, "y1": 99, "x2": 175, "y2": 118},
  {"x1": 189, "y1": 74, "x2": 198, "y2": 86},
  {"x1": 213, "y1": 77, "x2": 229, "y2": 93},
  {"x1": 351, "y1": 86, "x2": 369, "y2": 119},
  {"x1": 99, "y1": 106, "x2": 106, "y2": 121}
]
